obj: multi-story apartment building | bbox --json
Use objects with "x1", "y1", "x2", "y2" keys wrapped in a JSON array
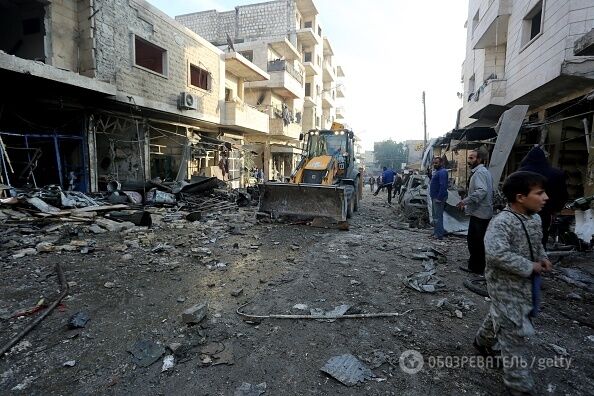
[
  {"x1": 458, "y1": 0, "x2": 594, "y2": 197},
  {"x1": 176, "y1": 0, "x2": 346, "y2": 181},
  {"x1": 0, "y1": 0, "x2": 269, "y2": 190}
]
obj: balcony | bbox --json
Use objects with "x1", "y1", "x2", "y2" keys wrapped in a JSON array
[
  {"x1": 336, "y1": 65, "x2": 345, "y2": 78},
  {"x1": 304, "y1": 95, "x2": 317, "y2": 108},
  {"x1": 223, "y1": 102, "x2": 269, "y2": 134},
  {"x1": 322, "y1": 91, "x2": 334, "y2": 108},
  {"x1": 323, "y1": 60, "x2": 336, "y2": 82},
  {"x1": 269, "y1": 118, "x2": 302, "y2": 140},
  {"x1": 336, "y1": 107, "x2": 345, "y2": 119},
  {"x1": 246, "y1": 60, "x2": 304, "y2": 98},
  {"x1": 464, "y1": 77, "x2": 507, "y2": 121},
  {"x1": 336, "y1": 84, "x2": 345, "y2": 98},
  {"x1": 297, "y1": 27, "x2": 321, "y2": 47},
  {"x1": 472, "y1": 0, "x2": 511, "y2": 49}
]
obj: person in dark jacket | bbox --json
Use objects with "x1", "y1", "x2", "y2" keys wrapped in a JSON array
[
  {"x1": 429, "y1": 157, "x2": 448, "y2": 239},
  {"x1": 374, "y1": 166, "x2": 396, "y2": 204},
  {"x1": 517, "y1": 146, "x2": 568, "y2": 248}
]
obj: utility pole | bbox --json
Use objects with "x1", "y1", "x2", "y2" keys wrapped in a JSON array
[{"x1": 422, "y1": 91, "x2": 427, "y2": 149}]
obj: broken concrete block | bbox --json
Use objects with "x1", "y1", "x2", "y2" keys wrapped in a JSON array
[
  {"x1": 95, "y1": 218, "x2": 126, "y2": 232},
  {"x1": 181, "y1": 302, "x2": 208, "y2": 324},
  {"x1": 88, "y1": 224, "x2": 107, "y2": 234},
  {"x1": 36, "y1": 241, "x2": 55, "y2": 253},
  {"x1": 11, "y1": 248, "x2": 38, "y2": 259}
]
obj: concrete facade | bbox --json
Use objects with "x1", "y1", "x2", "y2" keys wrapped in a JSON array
[
  {"x1": 454, "y1": 0, "x2": 594, "y2": 199},
  {"x1": 461, "y1": 0, "x2": 594, "y2": 127},
  {"x1": 176, "y1": 0, "x2": 347, "y2": 181},
  {"x1": 0, "y1": 0, "x2": 274, "y2": 192}
]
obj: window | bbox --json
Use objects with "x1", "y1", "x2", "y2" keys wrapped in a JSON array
[
  {"x1": 134, "y1": 36, "x2": 167, "y2": 76},
  {"x1": 239, "y1": 50, "x2": 253, "y2": 62},
  {"x1": 304, "y1": 21, "x2": 312, "y2": 28},
  {"x1": 305, "y1": 83, "x2": 311, "y2": 97},
  {"x1": 304, "y1": 51, "x2": 312, "y2": 62},
  {"x1": 318, "y1": 26, "x2": 322, "y2": 36},
  {"x1": 522, "y1": 1, "x2": 544, "y2": 47},
  {"x1": 22, "y1": 18, "x2": 41, "y2": 35},
  {"x1": 190, "y1": 64, "x2": 210, "y2": 90},
  {"x1": 225, "y1": 88, "x2": 232, "y2": 101}
]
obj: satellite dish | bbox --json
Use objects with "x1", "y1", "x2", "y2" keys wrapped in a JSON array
[{"x1": 226, "y1": 33, "x2": 235, "y2": 52}]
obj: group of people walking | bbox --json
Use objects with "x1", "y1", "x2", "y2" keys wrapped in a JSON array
[{"x1": 367, "y1": 167, "x2": 403, "y2": 205}]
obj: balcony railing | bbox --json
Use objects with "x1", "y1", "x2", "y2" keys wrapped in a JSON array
[{"x1": 267, "y1": 60, "x2": 304, "y2": 85}]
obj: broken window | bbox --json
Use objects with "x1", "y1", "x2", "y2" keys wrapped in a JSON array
[
  {"x1": 134, "y1": 36, "x2": 167, "y2": 76},
  {"x1": 0, "y1": 1, "x2": 46, "y2": 62},
  {"x1": 190, "y1": 64, "x2": 210, "y2": 90},
  {"x1": 522, "y1": 1, "x2": 544, "y2": 47}
]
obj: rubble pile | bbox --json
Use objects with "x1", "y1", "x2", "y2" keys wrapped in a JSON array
[{"x1": 0, "y1": 178, "x2": 258, "y2": 261}]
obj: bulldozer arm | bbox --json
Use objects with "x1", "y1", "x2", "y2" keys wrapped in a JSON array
[{"x1": 258, "y1": 182, "x2": 347, "y2": 222}]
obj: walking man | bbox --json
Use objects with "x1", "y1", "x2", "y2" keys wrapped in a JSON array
[
  {"x1": 369, "y1": 176, "x2": 375, "y2": 192},
  {"x1": 374, "y1": 166, "x2": 396, "y2": 204},
  {"x1": 429, "y1": 157, "x2": 448, "y2": 239},
  {"x1": 457, "y1": 149, "x2": 494, "y2": 275},
  {"x1": 392, "y1": 173, "x2": 403, "y2": 198}
]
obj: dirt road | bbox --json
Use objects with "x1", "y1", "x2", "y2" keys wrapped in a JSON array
[{"x1": 1, "y1": 190, "x2": 593, "y2": 395}]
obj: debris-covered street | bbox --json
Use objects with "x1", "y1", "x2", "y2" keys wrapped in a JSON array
[{"x1": 1, "y1": 190, "x2": 593, "y2": 395}]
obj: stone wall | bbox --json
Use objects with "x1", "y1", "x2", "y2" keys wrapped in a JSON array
[{"x1": 93, "y1": 0, "x2": 222, "y2": 124}]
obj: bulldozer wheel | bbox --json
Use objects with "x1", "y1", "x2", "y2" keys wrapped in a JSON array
[
  {"x1": 353, "y1": 179, "x2": 359, "y2": 212},
  {"x1": 347, "y1": 196, "x2": 354, "y2": 218}
]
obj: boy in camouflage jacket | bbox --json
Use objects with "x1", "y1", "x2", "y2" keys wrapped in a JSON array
[{"x1": 474, "y1": 171, "x2": 552, "y2": 396}]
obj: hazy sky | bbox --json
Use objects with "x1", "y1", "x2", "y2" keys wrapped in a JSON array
[{"x1": 147, "y1": 0, "x2": 469, "y2": 150}]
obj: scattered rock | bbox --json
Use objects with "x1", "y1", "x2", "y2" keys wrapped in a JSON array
[
  {"x1": 104, "y1": 282, "x2": 115, "y2": 289},
  {"x1": 161, "y1": 355, "x2": 175, "y2": 372},
  {"x1": 88, "y1": 224, "x2": 107, "y2": 234},
  {"x1": 128, "y1": 340, "x2": 165, "y2": 367},
  {"x1": 36, "y1": 242, "x2": 55, "y2": 253},
  {"x1": 182, "y1": 302, "x2": 208, "y2": 324},
  {"x1": 231, "y1": 288, "x2": 244, "y2": 297},
  {"x1": 234, "y1": 382, "x2": 267, "y2": 396},
  {"x1": 121, "y1": 253, "x2": 133, "y2": 261},
  {"x1": 63, "y1": 360, "x2": 76, "y2": 367},
  {"x1": 320, "y1": 354, "x2": 374, "y2": 386},
  {"x1": 11, "y1": 248, "x2": 37, "y2": 259},
  {"x1": 68, "y1": 311, "x2": 90, "y2": 329},
  {"x1": 177, "y1": 297, "x2": 186, "y2": 303}
]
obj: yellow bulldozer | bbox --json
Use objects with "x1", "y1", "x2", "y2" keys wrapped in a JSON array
[{"x1": 258, "y1": 127, "x2": 363, "y2": 226}]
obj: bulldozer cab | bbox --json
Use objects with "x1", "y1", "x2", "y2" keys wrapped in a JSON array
[{"x1": 304, "y1": 129, "x2": 353, "y2": 176}]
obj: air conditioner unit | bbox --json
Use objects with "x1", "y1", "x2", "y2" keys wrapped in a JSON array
[{"x1": 178, "y1": 92, "x2": 198, "y2": 110}]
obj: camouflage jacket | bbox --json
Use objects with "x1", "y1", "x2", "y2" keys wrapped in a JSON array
[{"x1": 484, "y1": 207, "x2": 547, "y2": 334}]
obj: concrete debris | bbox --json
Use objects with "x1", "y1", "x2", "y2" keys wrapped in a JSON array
[
  {"x1": 231, "y1": 288, "x2": 244, "y2": 297},
  {"x1": 161, "y1": 355, "x2": 175, "y2": 372},
  {"x1": 556, "y1": 268, "x2": 594, "y2": 291},
  {"x1": 404, "y1": 269, "x2": 445, "y2": 293},
  {"x1": 63, "y1": 360, "x2": 76, "y2": 367},
  {"x1": 128, "y1": 340, "x2": 165, "y2": 367},
  {"x1": 549, "y1": 344, "x2": 569, "y2": 357},
  {"x1": 292, "y1": 304, "x2": 308, "y2": 310},
  {"x1": 320, "y1": 354, "x2": 374, "y2": 386},
  {"x1": 104, "y1": 282, "x2": 115, "y2": 289},
  {"x1": 68, "y1": 311, "x2": 90, "y2": 329},
  {"x1": 310, "y1": 304, "x2": 350, "y2": 320},
  {"x1": 182, "y1": 302, "x2": 208, "y2": 324},
  {"x1": 234, "y1": 382, "x2": 267, "y2": 396}
]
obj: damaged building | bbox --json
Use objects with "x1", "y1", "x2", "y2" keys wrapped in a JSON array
[
  {"x1": 175, "y1": 0, "x2": 348, "y2": 181},
  {"x1": 0, "y1": 0, "x2": 274, "y2": 192},
  {"x1": 453, "y1": 0, "x2": 594, "y2": 197}
]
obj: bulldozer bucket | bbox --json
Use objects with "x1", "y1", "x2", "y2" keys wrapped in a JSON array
[{"x1": 258, "y1": 183, "x2": 347, "y2": 222}]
